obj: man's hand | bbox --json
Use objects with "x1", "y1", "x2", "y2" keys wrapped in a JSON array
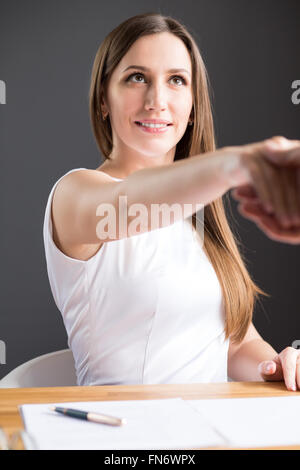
[
  {"x1": 232, "y1": 184, "x2": 300, "y2": 244},
  {"x1": 231, "y1": 136, "x2": 300, "y2": 243}
]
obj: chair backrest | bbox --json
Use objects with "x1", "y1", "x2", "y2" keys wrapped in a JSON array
[{"x1": 0, "y1": 349, "x2": 77, "y2": 388}]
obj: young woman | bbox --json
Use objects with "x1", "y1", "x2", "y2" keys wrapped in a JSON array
[{"x1": 43, "y1": 13, "x2": 300, "y2": 390}]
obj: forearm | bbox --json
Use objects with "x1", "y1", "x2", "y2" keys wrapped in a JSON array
[
  {"x1": 228, "y1": 338, "x2": 278, "y2": 381},
  {"x1": 119, "y1": 148, "x2": 248, "y2": 229}
]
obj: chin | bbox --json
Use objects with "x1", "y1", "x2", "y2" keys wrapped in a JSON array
[{"x1": 138, "y1": 148, "x2": 172, "y2": 158}]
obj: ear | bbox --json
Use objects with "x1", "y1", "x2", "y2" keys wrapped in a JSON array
[
  {"x1": 100, "y1": 91, "x2": 109, "y2": 117},
  {"x1": 100, "y1": 98, "x2": 107, "y2": 116}
]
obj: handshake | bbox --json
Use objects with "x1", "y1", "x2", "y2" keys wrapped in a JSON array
[{"x1": 225, "y1": 136, "x2": 300, "y2": 244}]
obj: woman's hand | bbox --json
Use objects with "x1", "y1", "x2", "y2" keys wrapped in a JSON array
[
  {"x1": 258, "y1": 347, "x2": 300, "y2": 391},
  {"x1": 261, "y1": 136, "x2": 300, "y2": 169}
]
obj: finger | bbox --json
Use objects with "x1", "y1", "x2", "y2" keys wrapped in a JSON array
[
  {"x1": 256, "y1": 220, "x2": 300, "y2": 244},
  {"x1": 231, "y1": 185, "x2": 258, "y2": 201},
  {"x1": 279, "y1": 347, "x2": 299, "y2": 391},
  {"x1": 258, "y1": 360, "x2": 278, "y2": 379},
  {"x1": 246, "y1": 159, "x2": 275, "y2": 215},
  {"x1": 281, "y1": 168, "x2": 300, "y2": 227},
  {"x1": 296, "y1": 354, "x2": 300, "y2": 391},
  {"x1": 297, "y1": 167, "x2": 300, "y2": 209},
  {"x1": 277, "y1": 168, "x2": 297, "y2": 227},
  {"x1": 238, "y1": 201, "x2": 267, "y2": 218},
  {"x1": 237, "y1": 202, "x2": 272, "y2": 226},
  {"x1": 238, "y1": 203, "x2": 300, "y2": 244},
  {"x1": 258, "y1": 358, "x2": 284, "y2": 382},
  {"x1": 262, "y1": 163, "x2": 291, "y2": 228}
]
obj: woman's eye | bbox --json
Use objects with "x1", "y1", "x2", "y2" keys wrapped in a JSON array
[
  {"x1": 126, "y1": 73, "x2": 145, "y2": 83},
  {"x1": 126, "y1": 73, "x2": 186, "y2": 86},
  {"x1": 170, "y1": 76, "x2": 186, "y2": 86}
]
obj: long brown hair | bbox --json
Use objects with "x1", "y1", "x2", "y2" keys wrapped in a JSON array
[{"x1": 89, "y1": 12, "x2": 268, "y2": 343}]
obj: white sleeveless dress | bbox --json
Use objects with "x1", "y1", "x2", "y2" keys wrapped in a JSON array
[{"x1": 43, "y1": 168, "x2": 229, "y2": 386}]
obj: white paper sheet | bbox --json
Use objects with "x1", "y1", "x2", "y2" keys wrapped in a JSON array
[
  {"x1": 19, "y1": 398, "x2": 225, "y2": 450},
  {"x1": 187, "y1": 396, "x2": 300, "y2": 448}
]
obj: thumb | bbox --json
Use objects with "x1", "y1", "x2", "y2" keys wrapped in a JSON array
[{"x1": 258, "y1": 360, "x2": 278, "y2": 380}]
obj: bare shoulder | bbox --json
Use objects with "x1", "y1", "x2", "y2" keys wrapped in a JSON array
[
  {"x1": 52, "y1": 168, "x2": 120, "y2": 211},
  {"x1": 55, "y1": 168, "x2": 116, "y2": 192},
  {"x1": 51, "y1": 169, "x2": 117, "y2": 261}
]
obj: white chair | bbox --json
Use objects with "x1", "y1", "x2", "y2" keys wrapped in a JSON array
[{"x1": 0, "y1": 349, "x2": 77, "y2": 388}]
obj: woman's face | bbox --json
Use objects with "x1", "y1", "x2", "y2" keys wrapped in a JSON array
[{"x1": 102, "y1": 32, "x2": 193, "y2": 161}]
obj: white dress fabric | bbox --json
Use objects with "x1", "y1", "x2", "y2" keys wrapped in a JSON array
[{"x1": 43, "y1": 168, "x2": 229, "y2": 386}]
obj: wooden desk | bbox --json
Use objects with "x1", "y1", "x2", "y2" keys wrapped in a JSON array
[{"x1": 0, "y1": 381, "x2": 299, "y2": 450}]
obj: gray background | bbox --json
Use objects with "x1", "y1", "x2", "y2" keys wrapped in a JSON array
[{"x1": 0, "y1": 0, "x2": 299, "y2": 378}]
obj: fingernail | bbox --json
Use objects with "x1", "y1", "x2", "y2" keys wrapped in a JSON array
[
  {"x1": 291, "y1": 384, "x2": 297, "y2": 391},
  {"x1": 265, "y1": 363, "x2": 273, "y2": 372}
]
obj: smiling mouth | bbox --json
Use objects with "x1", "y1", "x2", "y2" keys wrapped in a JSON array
[{"x1": 135, "y1": 121, "x2": 173, "y2": 127}]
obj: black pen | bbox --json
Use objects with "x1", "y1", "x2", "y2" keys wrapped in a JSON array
[{"x1": 49, "y1": 406, "x2": 127, "y2": 426}]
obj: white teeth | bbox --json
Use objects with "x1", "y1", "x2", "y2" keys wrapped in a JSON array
[{"x1": 139, "y1": 122, "x2": 168, "y2": 128}]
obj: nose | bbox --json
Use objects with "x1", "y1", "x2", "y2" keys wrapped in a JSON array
[{"x1": 144, "y1": 81, "x2": 167, "y2": 112}]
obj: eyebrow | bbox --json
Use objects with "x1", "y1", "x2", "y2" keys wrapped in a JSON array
[{"x1": 122, "y1": 65, "x2": 191, "y2": 76}]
